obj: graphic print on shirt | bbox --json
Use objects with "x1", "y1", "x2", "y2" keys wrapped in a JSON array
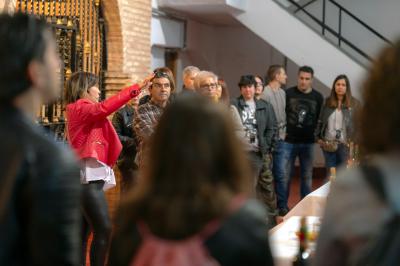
[
  {"x1": 241, "y1": 105, "x2": 258, "y2": 148},
  {"x1": 287, "y1": 98, "x2": 318, "y2": 128}
]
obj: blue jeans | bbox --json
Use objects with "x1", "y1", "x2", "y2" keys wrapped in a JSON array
[
  {"x1": 322, "y1": 143, "x2": 349, "y2": 177},
  {"x1": 282, "y1": 142, "x2": 315, "y2": 205},
  {"x1": 273, "y1": 140, "x2": 290, "y2": 211}
]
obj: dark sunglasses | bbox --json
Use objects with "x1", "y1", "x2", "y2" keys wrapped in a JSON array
[{"x1": 153, "y1": 70, "x2": 169, "y2": 79}]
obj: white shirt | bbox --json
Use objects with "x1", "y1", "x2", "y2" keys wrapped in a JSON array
[
  {"x1": 325, "y1": 109, "x2": 347, "y2": 143},
  {"x1": 80, "y1": 158, "x2": 116, "y2": 191}
]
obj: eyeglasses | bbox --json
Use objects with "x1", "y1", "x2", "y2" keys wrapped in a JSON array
[
  {"x1": 200, "y1": 83, "x2": 217, "y2": 90},
  {"x1": 256, "y1": 82, "x2": 264, "y2": 87},
  {"x1": 152, "y1": 82, "x2": 171, "y2": 89}
]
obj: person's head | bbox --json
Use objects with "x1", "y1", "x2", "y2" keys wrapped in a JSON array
[
  {"x1": 65, "y1": 72, "x2": 99, "y2": 104},
  {"x1": 0, "y1": 13, "x2": 61, "y2": 105},
  {"x1": 358, "y1": 39, "x2": 400, "y2": 155},
  {"x1": 153, "y1": 67, "x2": 175, "y2": 92},
  {"x1": 150, "y1": 68, "x2": 174, "y2": 105},
  {"x1": 254, "y1": 75, "x2": 264, "y2": 99},
  {"x1": 297, "y1": 66, "x2": 314, "y2": 92},
  {"x1": 216, "y1": 78, "x2": 230, "y2": 104},
  {"x1": 121, "y1": 95, "x2": 251, "y2": 238},
  {"x1": 267, "y1": 65, "x2": 287, "y2": 86},
  {"x1": 326, "y1": 74, "x2": 353, "y2": 108},
  {"x1": 194, "y1": 71, "x2": 218, "y2": 100},
  {"x1": 238, "y1": 75, "x2": 256, "y2": 101},
  {"x1": 129, "y1": 97, "x2": 139, "y2": 109},
  {"x1": 182, "y1": 66, "x2": 200, "y2": 90}
]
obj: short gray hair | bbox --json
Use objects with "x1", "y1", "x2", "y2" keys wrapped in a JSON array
[
  {"x1": 194, "y1": 71, "x2": 218, "y2": 90},
  {"x1": 182, "y1": 66, "x2": 200, "y2": 79}
]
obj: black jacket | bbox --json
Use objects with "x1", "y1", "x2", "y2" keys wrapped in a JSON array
[
  {"x1": 231, "y1": 96, "x2": 277, "y2": 154},
  {"x1": 108, "y1": 200, "x2": 274, "y2": 266},
  {"x1": 0, "y1": 107, "x2": 81, "y2": 266},
  {"x1": 315, "y1": 97, "x2": 361, "y2": 142},
  {"x1": 112, "y1": 104, "x2": 138, "y2": 162}
]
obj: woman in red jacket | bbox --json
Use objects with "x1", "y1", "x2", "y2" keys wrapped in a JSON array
[{"x1": 65, "y1": 71, "x2": 151, "y2": 266}]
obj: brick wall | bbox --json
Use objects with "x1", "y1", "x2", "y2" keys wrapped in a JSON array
[
  {"x1": 103, "y1": 0, "x2": 152, "y2": 96},
  {"x1": 0, "y1": 0, "x2": 16, "y2": 13},
  {"x1": 118, "y1": 0, "x2": 152, "y2": 82}
]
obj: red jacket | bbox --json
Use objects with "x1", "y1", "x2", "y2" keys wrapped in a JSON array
[{"x1": 66, "y1": 85, "x2": 140, "y2": 166}]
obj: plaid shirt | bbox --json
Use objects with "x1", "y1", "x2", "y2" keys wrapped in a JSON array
[{"x1": 133, "y1": 100, "x2": 165, "y2": 165}]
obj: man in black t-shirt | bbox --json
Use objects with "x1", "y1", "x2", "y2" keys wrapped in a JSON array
[{"x1": 281, "y1": 66, "x2": 323, "y2": 213}]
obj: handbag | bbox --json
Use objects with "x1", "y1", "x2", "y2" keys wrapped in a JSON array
[{"x1": 320, "y1": 140, "x2": 338, "y2": 152}]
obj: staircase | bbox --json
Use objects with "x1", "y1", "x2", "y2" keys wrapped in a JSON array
[{"x1": 157, "y1": 0, "x2": 392, "y2": 97}]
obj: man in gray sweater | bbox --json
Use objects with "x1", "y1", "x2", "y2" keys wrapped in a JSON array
[{"x1": 261, "y1": 65, "x2": 288, "y2": 217}]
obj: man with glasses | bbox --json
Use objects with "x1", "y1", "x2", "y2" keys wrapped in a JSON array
[
  {"x1": 134, "y1": 69, "x2": 174, "y2": 166},
  {"x1": 231, "y1": 75, "x2": 278, "y2": 228},
  {"x1": 193, "y1": 71, "x2": 218, "y2": 100}
]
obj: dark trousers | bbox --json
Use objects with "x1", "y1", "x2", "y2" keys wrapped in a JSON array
[
  {"x1": 117, "y1": 159, "x2": 138, "y2": 193},
  {"x1": 81, "y1": 181, "x2": 111, "y2": 266},
  {"x1": 283, "y1": 142, "x2": 315, "y2": 202}
]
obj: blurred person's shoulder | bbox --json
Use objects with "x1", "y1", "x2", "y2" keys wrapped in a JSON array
[
  {"x1": 206, "y1": 199, "x2": 268, "y2": 247},
  {"x1": 0, "y1": 107, "x2": 78, "y2": 175},
  {"x1": 327, "y1": 160, "x2": 392, "y2": 239},
  {"x1": 204, "y1": 199, "x2": 272, "y2": 265}
]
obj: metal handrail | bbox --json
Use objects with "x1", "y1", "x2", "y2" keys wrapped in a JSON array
[
  {"x1": 280, "y1": 0, "x2": 393, "y2": 62},
  {"x1": 328, "y1": 0, "x2": 392, "y2": 44}
]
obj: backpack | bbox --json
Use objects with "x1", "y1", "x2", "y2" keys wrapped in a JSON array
[
  {"x1": 355, "y1": 164, "x2": 400, "y2": 266},
  {"x1": 130, "y1": 196, "x2": 246, "y2": 266}
]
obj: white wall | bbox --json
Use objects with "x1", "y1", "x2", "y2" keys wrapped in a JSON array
[
  {"x1": 179, "y1": 19, "x2": 331, "y2": 98},
  {"x1": 234, "y1": 0, "x2": 366, "y2": 100}
]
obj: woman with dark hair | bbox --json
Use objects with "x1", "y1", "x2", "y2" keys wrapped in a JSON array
[
  {"x1": 65, "y1": 71, "x2": 152, "y2": 266},
  {"x1": 216, "y1": 78, "x2": 230, "y2": 104},
  {"x1": 254, "y1": 75, "x2": 265, "y2": 100},
  {"x1": 109, "y1": 95, "x2": 274, "y2": 266},
  {"x1": 316, "y1": 74, "x2": 360, "y2": 174},
  {"x1": 314, "y1": 40, "x2": 400, "y2": 265}
]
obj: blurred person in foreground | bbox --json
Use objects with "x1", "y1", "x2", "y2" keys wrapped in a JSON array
[
  {"x1": 0, "y1": 13, "x2": 81, "y2": 265},
  {"x1": 314, "y1": 39, "x2": 400, "y2": 265},
  {"x1": 109, "y1": 95, "x2": 274, "y2": 266}
]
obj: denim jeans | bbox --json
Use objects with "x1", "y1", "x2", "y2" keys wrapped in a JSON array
[
  {"x1": 282, "y1": 142, "x2": 315, "y2": 205},
  {"x1": 322, "y1": 143, "x2": 349, "y2": 177},
  {"x1": 273, "y1": 140, "x2": 290, "y2": 211}
]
